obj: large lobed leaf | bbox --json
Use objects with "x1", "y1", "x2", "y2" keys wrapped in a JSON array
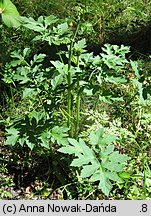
[
  {"x1": 58, "y1": 128, "x2": 130, "y2": 196},
  {"x1": 0, "y1": 0, "x2": 20, "y2": 27}
]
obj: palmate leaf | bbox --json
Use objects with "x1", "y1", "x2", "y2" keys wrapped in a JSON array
[
  {"x1": 68, "y1": 138, "x2": 84, "y2": 153},
  {"x1": 58, "y1": 129, "x2": 130, "y2": 197},
  {"x1": 51, "y1": 126, "x2": 69, "y2": 146},
  {"x1": 13, "y1": 75, "x2": 30, "y2": 84},
  {"x1": 5, "y1": 127, "x2": 19, "y2": 146},
  {"x1": 89, "y1": 169, "x2": 120, "y2": 196},
  {"x1": 39, "y1": 131, "x2": 50, "y2": 149},
  {"x1": 10, "y1": 50, "x2": 22, "y2": 59},
  {"x1": 0, "y1": 0, "x2": 20, "y2": 27},
  {"x1": 101, "y1": 44, "x2": 129, "y2": 72}
]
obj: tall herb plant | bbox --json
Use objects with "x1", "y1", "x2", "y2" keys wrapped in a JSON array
[{"x1": 1, "y1": 5, "x2": 140, "y2": 196}]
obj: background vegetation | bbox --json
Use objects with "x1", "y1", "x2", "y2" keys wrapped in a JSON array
[{"x1": 0, "y1": 0, "x2": 151, "y2": 200}]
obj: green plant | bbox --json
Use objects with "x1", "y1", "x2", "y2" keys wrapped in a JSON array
[
  {"x1": 3, "y1": 13, "x2": 150, "y2": 134},
  {"x1": 58, "y1": 128, "x2": 130, "y2": 196},
  {"x1": 0, "y1": 0, "x2": 151, "y2": 201},
  {"x1": 0, "y1": 164, "x2": 15, "y2": 200},
  {"x1": 0, "y1": 0, "x2": 20, "y2": 27},
  {"x1": 2, "y1": 14, "x2": 141, "y2": 198}
]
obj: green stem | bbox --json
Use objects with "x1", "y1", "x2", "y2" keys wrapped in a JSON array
[
  {"x1": 67, "y1": 22, "x2": 80, "y2": 132},
  {"x1": 142, "y1": 157, "x2": 147, "y2": 199},
  {"x1": 75, "y1": 55, "x2": 80, "y2": 137},
  {"x1": 10, "y1": 85, "x2": 15, "y2": 112},
  {"x1": 75, "y1": 80, "x2": 80, "y2": 137},
  {"x1": 55, "y1": 45, "x2": 64, "y2": 64},
  {"x1": 67, "y1": 42, "x2": 73, "y2": 130}
]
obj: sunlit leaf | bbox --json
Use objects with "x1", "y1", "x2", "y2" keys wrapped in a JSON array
[
  {"x1": 51, "y1": 74, "x2": 63, "y2": 90},
  {"x1": 130, "y1": 60, "x2": 140, "y2": 78},
  {"x1": 26, "y1": 139, "x2": 34, "y2": 150},
  {"x1": 39, "y1": 131, "x2": 50, "y2": 149},
  {"x1": 23, "y1": 88, "x2": 37, "y2": 98},
  {"x1": 1, "y1": 0, "x2": 20, "y2": 27},
  {"x1": 51, "y1": 126, "x2": 69, "y2": 145}
]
